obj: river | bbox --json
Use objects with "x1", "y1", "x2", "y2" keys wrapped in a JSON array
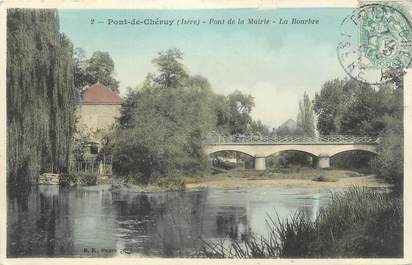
[{"x1": 8, "y1": 185, "x2": 341, "y2": 257}]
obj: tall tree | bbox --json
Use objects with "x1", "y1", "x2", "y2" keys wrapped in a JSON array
[
  {"x1": 73, "y1": 47, "x2": 89, "y2": 92},
  {"x1": 150, "y1": 48, "x2": 189, "y2": 89},
  {"x1": 313, "y1": 79, "x2": 346, "y2": 135},
  {"x1": 113, "y1": 49, "x2": 214, "y2": 183},
  {"x1": 7, "y1": 9, "x2": 77, "y2": 191},
  {"x1": 227, "y1": 90, "x2": 255, "y2": 134},
  {"x1": 73, "y1": 50, "x2": 120, "y2": 94},
  {"x1": 297, "y1": 92, "x2": 315, "y2": 136},
  {"x1": 83, "y1": 51, "x2": 120, "y2": 93}
]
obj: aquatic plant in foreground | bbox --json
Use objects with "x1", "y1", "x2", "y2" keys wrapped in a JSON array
[{"x1": 200, "y1": 187, "x2": 403, "y2": 258}]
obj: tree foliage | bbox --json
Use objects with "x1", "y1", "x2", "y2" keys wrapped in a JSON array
[
  {"x1": 297, "y1": 92, "x2": 315, "y2": 136},
  {"x1": 313, "y1": 79, "x2": 346, "y2": 135},
  {"x1": 150, "y1": 48, "x2": 189, "y2": 89},
  {"x1": 226, "y1": 90, "x2": 256, "y2": 134},
  {"x1": 7, "y1": 9, "x2": 78, "y2": 191},
  {"x1": 113, "y1": 50, "x2": 215, "y2": 183},
  {"x1": 113, "y1": 49, "x2": 268, "y2": 183},
  {"x1": 313, "y1": 79, "x2": 402, "y2": 137},
  {"x1": 314, "y1": 77, "x2": 403, "y2": 187},
  {"x1": 212, "y1": 90, "x2": 268, "y2": 135},
  {"x1": 370, "y1": 111, "x2": 403, "y2": 188},
  {"x1": 74, "y1": 49, "x2": 120, "y2": 93}
]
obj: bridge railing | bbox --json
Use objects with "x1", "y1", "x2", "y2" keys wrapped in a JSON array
[{"x1": 204, "y1": 134, "x2": 379, "y2": 145}]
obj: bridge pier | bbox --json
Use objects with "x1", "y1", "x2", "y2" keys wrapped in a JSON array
[
  {"x1": 254, "y1": 155, "x2": 266, "y2": 170},
  {"x1": 315, "y1": 154, "x2": 330, "y2": 169}
]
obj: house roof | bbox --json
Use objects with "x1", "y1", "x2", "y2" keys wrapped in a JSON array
[
  {"x1": 278, "y1": 119, "x2": 298, "y2": 131},
  {"x1": 81, "y1": 83, "x2": 123, "y2": 105}
]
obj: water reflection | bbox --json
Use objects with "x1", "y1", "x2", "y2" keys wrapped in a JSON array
[{"x1": 8, "y1": 185, "x2": 334, "y2": 257}]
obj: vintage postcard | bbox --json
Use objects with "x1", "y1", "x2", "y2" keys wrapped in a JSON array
[{"x1": 0, "y1": 0, "x2": 411, "y2": 264}]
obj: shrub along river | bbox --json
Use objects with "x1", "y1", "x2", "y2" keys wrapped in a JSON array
[{"x1": 7, "y1": 184, "x2": 367, "y2": 257}]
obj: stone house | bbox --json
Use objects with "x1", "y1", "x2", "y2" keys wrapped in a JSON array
[{"x1": 77, "y1": 82, "x2": 122, "y2": 159}]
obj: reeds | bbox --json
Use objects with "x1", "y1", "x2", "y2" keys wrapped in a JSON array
[{"x1": 200, "y1": 187, "x2": 403, "y2": 258}]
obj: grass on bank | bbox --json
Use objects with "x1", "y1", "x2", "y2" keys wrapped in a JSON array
[
  {"x1": 110, "y1": 175, "x2": 192, "y2": 192},
  {"x1": 200, "y1": 187, "x2": 403, "y2": 258},
  {"x1": 208, "y1": 167, "x2": 361, "y2": 182},
  {"x1": 109, "y1": 167, "x2": 367, "y2": 191}
]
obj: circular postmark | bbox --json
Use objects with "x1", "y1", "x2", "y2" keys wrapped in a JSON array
[{"x1": 337, "y1": 3, "x2": 412, "y2": 84}]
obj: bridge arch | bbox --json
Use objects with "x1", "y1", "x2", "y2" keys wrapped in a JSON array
[
  {"x1": 329, "y1": 146, "x2": 378, "y2": 158},
  {"x1": 205, "y1": 146, "x2": 256, "y2": 157},
  {"x1": 330, "y1": 149, "x2": 378, "y2": 171},
  {"x1": 207, "y1": 149, "x2": 255, "y2": 158},
  {"x1": 266, "y1": 149, "x2": 317, "y2": 169},
  {"x1": 208, "y1": 149, "x2": 255, "y2": 170},
  {"x1": 265, "y1": 149, "x2": 317, "y2": 158}
]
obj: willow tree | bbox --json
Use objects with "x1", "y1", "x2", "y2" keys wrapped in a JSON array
[{"x1": 7, "y1": 9, "x2": 77, "y2": 191}]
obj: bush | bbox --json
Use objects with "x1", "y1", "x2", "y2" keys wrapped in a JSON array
[
  {"x1": 266, "y1": 152, "x2": 312, "y2": 169},
  {"x1": 60, "y1": 173, "x2": 97, "y2": 186},
  {"x1": 331, "y1": 151, "x2": 376, "y2": 173},
  {"x1": 312, "y1": 175, "x2": 330, "y2": 182},
  {"x1": 201, "y1": 187, "x2": 403, "y2": 258},
  {"x1": 371, "y1": 123, "x2": 403, "y2": 189},
  {"x1": 266, "y1": 166, "x2": 302, "y2": 174}
]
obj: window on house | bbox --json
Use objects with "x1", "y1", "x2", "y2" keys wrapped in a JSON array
[{"x1": 90, "y1": 144, "x2": 99, "y2": 155}]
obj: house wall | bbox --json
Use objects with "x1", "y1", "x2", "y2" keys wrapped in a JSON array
[{"x1": 78, "y1": 104, "x2": 121, "y2": 133}]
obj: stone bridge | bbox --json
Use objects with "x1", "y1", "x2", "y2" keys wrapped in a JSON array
[{"x1": 204, "y1": 135, "x2": 378, "y2": 170}]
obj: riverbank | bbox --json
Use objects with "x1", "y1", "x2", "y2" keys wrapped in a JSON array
[{"x1": 111, "y1": 168, "x2": 390, "y2": 193}]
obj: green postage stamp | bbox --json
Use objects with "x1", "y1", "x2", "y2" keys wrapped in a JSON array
[{"x1": 338, "y1": 2, "x2": 412, "y2": 84}]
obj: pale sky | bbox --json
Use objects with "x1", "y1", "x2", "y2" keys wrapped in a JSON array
[{"x1": 60, "y1": 8, "x2": 351, "y2": 128}]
